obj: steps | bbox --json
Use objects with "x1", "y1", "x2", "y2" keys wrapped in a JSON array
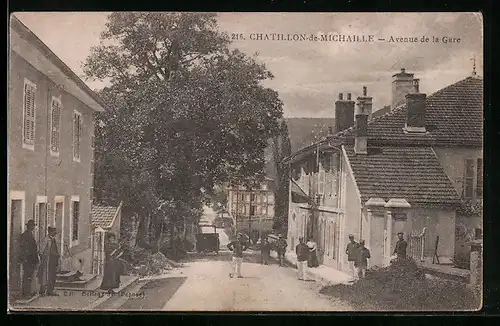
[
  {"x1": 85, "y1": 275, "x2": 140, "y2": 310},
  {"x1": 55, "y1": 273, "x2": 99, "y2": 290}
]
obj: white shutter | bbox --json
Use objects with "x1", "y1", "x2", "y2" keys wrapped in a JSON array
[
  {"x1": 50, "y1": 99, "x2": 61, "y2": 152},
  {"x1": 34, "y1": 203, "x2": 40, "y2": 242},
  {"x1": 23, "y1": 82, "x2": 36, "y2": 145},
  {"x1": 46, "y1": 202, "x2": 52, "y2": 227}
]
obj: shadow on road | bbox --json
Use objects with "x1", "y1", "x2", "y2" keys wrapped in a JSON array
[{"x1": 181, "y1": 249, "x2": 290, "y2": 267}]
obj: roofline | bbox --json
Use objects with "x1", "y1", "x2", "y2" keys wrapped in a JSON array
[
  {"x1": 341, "y1": 145, "x2": 362, "y2": 201},
  {"x1": 10, "y1": 15, "x2": 108, "y2": 112},
  {"x1": 285, "y1": 75, "x2": 482, "y2": 164},
  {"x1": 108, "y1": 201, "x2": 123, "y2": 229}
]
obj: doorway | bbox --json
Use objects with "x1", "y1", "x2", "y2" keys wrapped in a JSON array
[{"x1": 9, "y1": 199, "x2": 23, "y2": 301}]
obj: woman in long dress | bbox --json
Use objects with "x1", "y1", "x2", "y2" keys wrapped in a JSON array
[
  {"x1": 306, "y1": 238, "x2": 319, "y2": 268},
  {"x1": 100, "y1": 233, "x2": 123, "y2": 293}
]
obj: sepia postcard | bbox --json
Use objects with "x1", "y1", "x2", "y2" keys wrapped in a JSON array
[{"x1": 7, "y1": 12, "x2": 483, "y2": 312}]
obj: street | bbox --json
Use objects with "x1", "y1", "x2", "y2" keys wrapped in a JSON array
[{"x1": 106, "y1": 227, "x2": 353, "y2": 311}]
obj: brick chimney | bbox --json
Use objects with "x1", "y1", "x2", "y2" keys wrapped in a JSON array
[
  {"x1": 356, "y1": 86, "x2": 373, "y2": 120},
  {"x1": 355, "y1": 87, "x2": 369, "y2": 155},
  {"x1": 335, "y1": 92, "x2": 355, "y2": 133},
  {"x1": 403, "y1": 79, "x2": 427, "y2": 133},
  {"x1": 392, "y1": 68, "x2": 415, "y2": 109}
]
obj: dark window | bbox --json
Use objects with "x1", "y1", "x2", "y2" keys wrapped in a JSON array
[
  {"x1": 251, "y1": 194, "x2": 256, "y2": 202},
  {"x1": 250, "y1": 206, "x2": 255, "y2": 216},
  {"x1": 474, "y1": 228, "x2": 482, "y2": 240},
  {"x1": 476, "y1": 158, "x2": 483, "y2": 198},
  {"x1": 72, "y1": 201, "x2": 80, "y2": 241}
]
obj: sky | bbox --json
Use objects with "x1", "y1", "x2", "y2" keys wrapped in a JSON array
[{"x1": 13, "y1": 12, "x2": 483, "y2": 118}]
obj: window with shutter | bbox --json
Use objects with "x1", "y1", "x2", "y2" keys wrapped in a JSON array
[
  {"x1": 23, "y1": 79, "x2": 36, "y2": 149},
  {"x1": 71, "y1": 200, "x2": 80, "y2": 242},
  {"x1": 73, "y1": 111, "x2": 82, "y2": 161},
  {"x1": 33, "y1": 203, "x2": 40, "y2": 242},
  {"x1": 464, "y1": 159, "x2": 474, "y2": 199},
  {"x1": 476, "y1": 158, "x2": 483, "y2": 198},
  {"x1": 50, "y1": 97, "x2": 61, "y2": 154},
  {"x1": 318, "y1": 169, "x2": 326, "y2": 195}
]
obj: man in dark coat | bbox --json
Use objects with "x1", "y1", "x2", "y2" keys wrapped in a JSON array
[
  {"x1": 260, "y1": 237, "x2": 271, "y2": 265},
  {"x1": 19, "y1": 220, "x2": 39, "y2": 298},
  {"x1": 394, "y1": 232, "x2": 408, "y2": 261},
  {"x1": 276, "y1": 234, "x2": 288, "y2": 267},
  {"x1": 345, "y1": 234, "x2": 359, "y2": 281},
  {"x1": 295, "y1": 237, "x2": 310, "y2": 280},
  {"x1": 38, "y1": 226, "x2": 60, "y2": 296},
  {"x1": 354, "y1": 240, "x2": 371, "y2": 279}
]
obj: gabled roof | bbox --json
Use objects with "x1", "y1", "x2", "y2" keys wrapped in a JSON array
[
  {"x1": 92, "y1": 203, "x2": 122, "y2": 229},
  {"x1": 359, "y1": 77, "x2": 483, "y2": 147},
  {"x1": 10, "y1": 15, "x2": 107, "y2": 112},
  {"x1": 286, "y1": 76, "x2": 483, "y2": 164},
  {"x1": 344, "y1": 146, "x2": 460, "y2": 206}
]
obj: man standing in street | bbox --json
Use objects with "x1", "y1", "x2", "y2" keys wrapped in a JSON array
[
  {"x1": 276, "y1": 234, "x2": 288, "y2": 267},
  {"x1": 19, "y1": 220, "x2": 39, "y2": 298},
  {"x1": 295, "y1": 237, "x2": 310, "y2": 281},
  {"x1": 38, "y1": 226, "x2": 60, "y2": 296},
  {"x1": 345, "y1": 234, "x2": 359, "y2": 281},
  {"x1": 227, "y1": 233, "x2": 248, "y2": 278},
  {"x1": 394, "y1": 232, "x2": 408, "y2": 261},
  {"x1": 354, "y1": 240, "x2": 371, "y2": 280},
  {"x1": 260, "y1": 237, "x2": 271, "y2": 265}
]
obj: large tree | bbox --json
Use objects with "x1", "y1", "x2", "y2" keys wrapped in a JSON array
[
  {"x1": 86, "y1": 12, "x2": 283, "y2": 247},
  {"x1": 272, "y1": 120, "x2": 292, "y2": 233}
]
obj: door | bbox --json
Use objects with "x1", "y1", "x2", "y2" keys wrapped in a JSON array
[
  {"x1": 371, "y1": 212, "x2": 386, "y2": 267},
  {"x1": 54, "y1": 202, "x2": 63, "y2": 270},
  {"x1": 9, "y1": 200, "x2": 23, "y2": 301}
]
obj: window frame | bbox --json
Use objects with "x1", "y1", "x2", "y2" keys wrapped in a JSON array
[
  {"x1": 50, "y1": 96, "x2": 62, "y2": 156},
  {"x1": 463, "y1": 158, "x2": 482, "y2": 200},
  {"x1": 73, "y1": 110, "x2": 82, "y2": 162},
  {"x1": 22, "y1": 78, "x2": 36, "y2": 150},
  {"x1": 476, "y1": 158, "x2": 483, "y2": 198}
]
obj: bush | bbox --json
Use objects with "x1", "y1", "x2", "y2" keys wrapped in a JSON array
[{"x1": 320, "y1": 258, "x2": 479, "y2": 310}]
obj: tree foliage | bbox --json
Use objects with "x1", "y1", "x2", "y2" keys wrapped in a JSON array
[
  {"x1": 272, "y1": 120, "x2": 292, "y2": 233},
  {"x1": 86, "y1": 12, "x2": 283, "y2": 246}
]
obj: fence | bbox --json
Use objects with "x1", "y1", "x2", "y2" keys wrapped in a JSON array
[{"x1": 408, "y1": 227, "x2": 426, "y2": 262}]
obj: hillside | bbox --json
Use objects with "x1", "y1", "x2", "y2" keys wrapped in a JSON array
[{"x1": 265, "y1": 118, "x2": 333, "y2": 179}]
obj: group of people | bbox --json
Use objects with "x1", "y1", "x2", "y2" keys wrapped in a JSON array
[
  {"x1": 226, "y1": 231, "x2": 409, "y2": 282},
  {"x1": 345, "y1": 232, "x2": 408, "y2": 281},
  {"x1": 18, "y1": 219, "x2": 124, "y2": 299},
  {"x1": 19, "y1": 220, "x2": 61, "y2": 298},
  {"x1": 226, "y1": 233, "x2": 319, "y2": 281}
]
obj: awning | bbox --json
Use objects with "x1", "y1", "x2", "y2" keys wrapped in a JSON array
[{"x1": 290, "y1": 179, "x2": 310, "y2": 204}]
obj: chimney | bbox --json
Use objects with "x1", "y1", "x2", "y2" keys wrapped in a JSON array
[
  {"x1": 335, "y1": 92, "x2": 355, "y2": 133},
  {"x1": 392, "y1": 68, "x2": 415, "y2": 109},
  {"x1": 356, "y1": 86, "x2": 373, "y2": 120},
  {"x1": 355, "y1": 92, "x2": 368, "y2": 155},
  {"x1": 404, "y1": 79, "x2": 427, "y2": 133}
]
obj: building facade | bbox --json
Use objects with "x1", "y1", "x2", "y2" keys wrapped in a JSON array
[
  {"x1": 287, "y1": 69, "x2": 483, "y2": 273},
  {"x1": 8, "y1": 16, "x2": 106, "y2": 299},
  {"x1": 227, "y1": 178, "x2": 275, "y2": 234}
]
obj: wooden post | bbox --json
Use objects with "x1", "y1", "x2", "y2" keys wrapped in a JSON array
[
  {"x1": 420, "y1": 227, "x2": 426, "y2": 262},
  {"x1": 432, "y1": 235, "x2": 440, "y2": 264}
]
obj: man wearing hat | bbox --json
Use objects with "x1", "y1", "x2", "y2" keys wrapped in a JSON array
[
  {"x1": 276, "y1": 234, "x2": 288, "y2": 267},
  {"x1": 38, "y1": 226, "x2": 60, "y2": 296},
  {"x1": 295, "y1": 237, "x2": 310, "y2": 280},
  {"x1": 19, "y1": 220, "x2": 39, "y2": 298},
  {"x1": 345, "y1": 234, "x2": 359, "y2": 281},
  {"x1": 227, "y1": 233, "x2": 248, "y2": 278},
  {"x1": 393, "y1": 232, "x2": 408, "y2": 261}
]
